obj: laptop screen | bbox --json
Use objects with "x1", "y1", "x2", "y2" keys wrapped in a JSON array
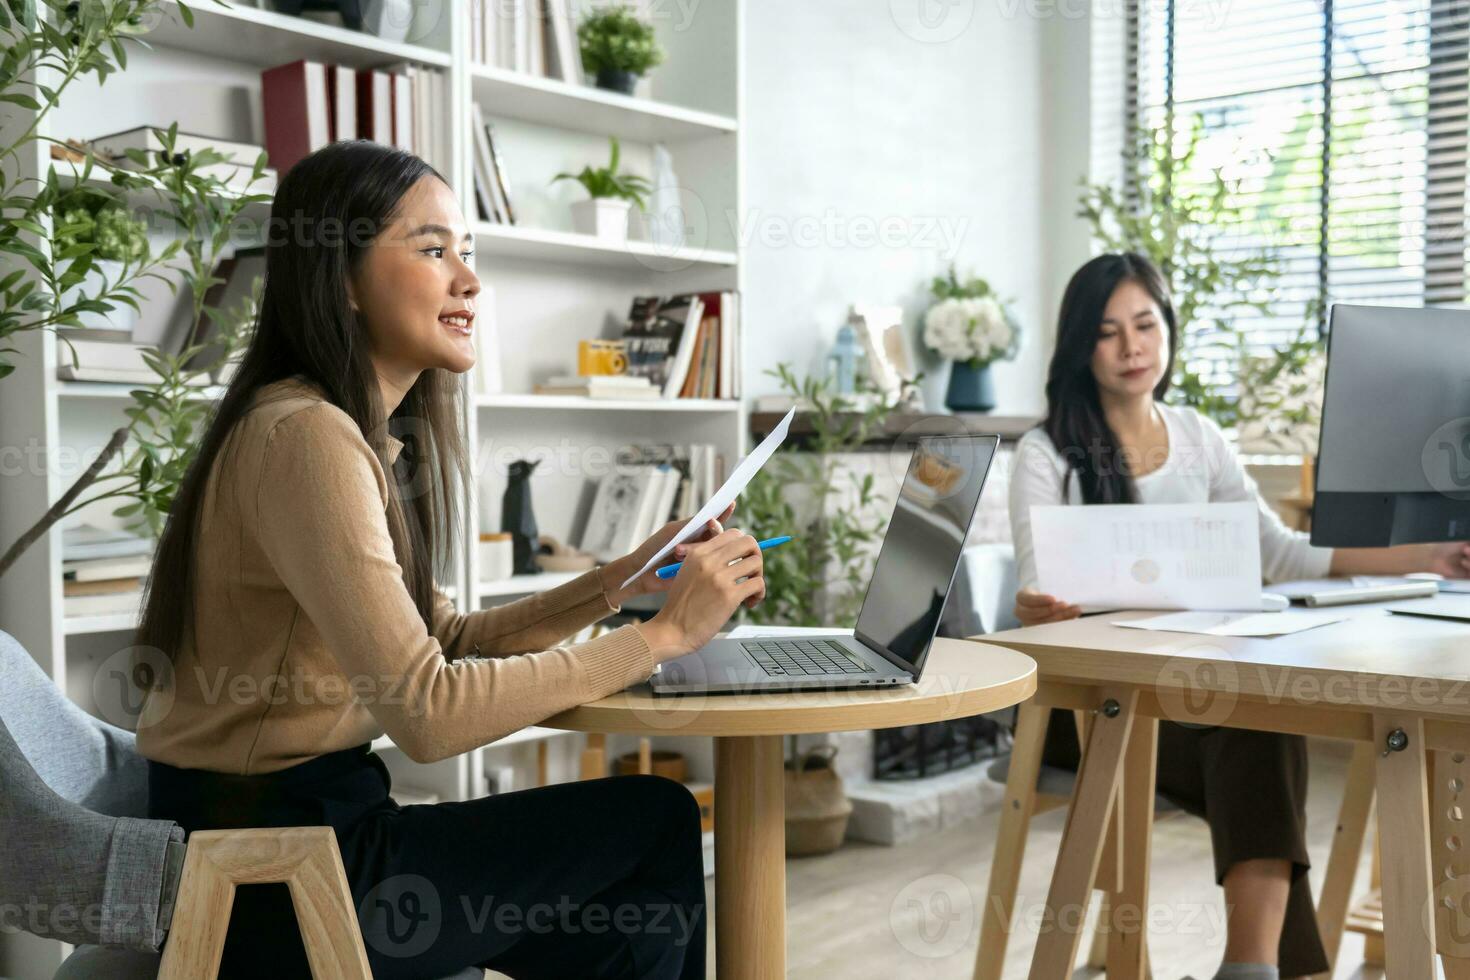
[{"x1": 854, "y1": 434, "x2": 997, "y2": 671}]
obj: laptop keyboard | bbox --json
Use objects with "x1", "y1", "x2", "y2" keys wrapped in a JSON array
[{"x1": 741, "y1": 639, "x2": 877, "y2": 676}]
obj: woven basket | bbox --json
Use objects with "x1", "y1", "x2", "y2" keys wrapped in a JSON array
[{"x1": 784, "y1": 745, "x2": 852, "y2": 856}]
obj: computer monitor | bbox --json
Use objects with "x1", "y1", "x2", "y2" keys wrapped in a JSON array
[{"x1": 1312, "y1": 303, "x2": 1470, "y2": 547}]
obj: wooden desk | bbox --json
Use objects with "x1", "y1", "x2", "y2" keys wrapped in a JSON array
[
  {"x1": 977, "y1": 604, "x2": 1470, "y2": 979},
  {"x1": 542, "y1": 637, "x2": 1038, "y2": 979}
]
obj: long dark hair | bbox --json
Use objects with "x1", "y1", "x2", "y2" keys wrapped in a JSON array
[
  {"x1": 136, "y1": 140, "x2": 467, "y2": 663},
  {"x1": 1042, "y1": 252, "x2": 1178, "y2": 504}
]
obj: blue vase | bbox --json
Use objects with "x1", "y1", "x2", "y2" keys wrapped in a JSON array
[{"x1": 945, "y1": 361, "x2": 995, "y2": 413}]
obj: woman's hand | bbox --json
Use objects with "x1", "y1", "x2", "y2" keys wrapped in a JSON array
[
  {"x1": 635, "y1": 529, "x2": 767, "y2": 662},
  {"x1": 1423, "y1": 541, "x2": 1470, "y2": 579},
  {"x1": 1014, "y1": 588, "x2": 1082, "y2": 628},
  {"x1": 599, "y1": 501, "x2": 737, "y2": 607}
]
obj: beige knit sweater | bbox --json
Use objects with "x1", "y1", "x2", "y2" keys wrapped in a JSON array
[{"x1": 136, "y1": 376, "x2": 654, "y2": 775}]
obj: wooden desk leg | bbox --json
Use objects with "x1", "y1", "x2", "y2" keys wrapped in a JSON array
[
  {"x1": 1372, "y1": 714, "x2": 1436, "y2": 979},
  {"x1": 975, "y1": 700, "x2": 1049, "y2": 980},
  {"x1": 1312, "y1": 740, "x2": 1376, "y2": 979},
  {"x1": 1106, "y1": 716, "x2": 1158, "y2": 980},
  {"x1": 1028, "y1": 688, "x2": 1138, "y2": 980},
  {"x1": 714, "y1": 734, "x2": 785, "y2": 979},
  {"x1": 1430, "y1": 750, "x2": 1470, "y2": 977}
]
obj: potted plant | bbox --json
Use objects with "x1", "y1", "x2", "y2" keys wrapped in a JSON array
[
  {"x1": 551, "y1": 137, "x2": 650, "y2": 241},
  {"x1": 576, "y1": 5, "x2": 664, "y2": 95},
  {"x1": 921, "y1": 267, "x2": 1020, "y2": 413},
  {"x1": 51, "y1": 186, "x2": 149, "y2": 332}
]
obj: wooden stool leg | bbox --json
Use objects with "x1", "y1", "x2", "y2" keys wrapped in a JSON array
[
  {"x1": 1106, "y1": 716, "x2": 1158, "y2": 979},
  {"x1": 157, "y1": 827, "x2": 372, "y2": 980},
  {"x1": 579, "y1": 733, "x2": 606, "y2": 780},
  {"x1": 1372, "y1": 714, "x2": 1435, "y2": 978},
  {"x1": 974, "y1": 700, "x2": 1049, "y2": 980},
  {"x1": 1028, "y1": 688, "x2": 1139, "y2": 980},
  {"x1": 1312, "y1": 740, "x2": 1376, "y2": 979},
  {"x1": 714, "y1": 735, "x2": 785, "y2": 980}
]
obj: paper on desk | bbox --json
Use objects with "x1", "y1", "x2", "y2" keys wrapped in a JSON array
[
  {"x1": 1113, "y1": 610, "x2": 1347, "y2": 637},
  {"x1": 1032, "y1": 501, "x2": 1263, "y2": 612},
  {"x1": 620, "y1": 407, "x2": 796, "y2": 589},
  {"x1": 1387, "y1": 593, "x2": 1470, "y2": 621}
]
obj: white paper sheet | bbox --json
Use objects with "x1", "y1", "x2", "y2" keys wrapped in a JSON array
[
  {"x1": 1387, "y1": 594, "x2": 1470, "y2": 621},
  {"x1": 1113, "y1": 610, "x2": 1348, "y2": 637},
  {"x1": 1032, "y1": 501, "x2": 1263, "y2": 612},
  {"x1": 620, "y1": 408, "x2": 796, "y2": 589}
]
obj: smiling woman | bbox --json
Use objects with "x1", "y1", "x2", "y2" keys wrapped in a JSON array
[{"x1": 128, "y1": 140, "x2": 764, "y2": 980}]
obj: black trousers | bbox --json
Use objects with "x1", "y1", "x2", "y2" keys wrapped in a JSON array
[
  {"x1": 148, "y1": 745, "x2": 707, "y2": 980},
  {"x1": 1043, "y1": 712, "x2": 1329, "y2": 978}
]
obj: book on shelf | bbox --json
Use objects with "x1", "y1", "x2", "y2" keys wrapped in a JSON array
[
  {"x1": 578, "y1": 444, "x2": 721, "y2": 563},
  {"x1": 62, "y1": 524, "x2": 153, "y2": 564},
  {"x1": 64, "y1": 555, "x2": 151, "y2": 582},
  {"x1": 87, "y1": 126, "x2": 277, "y2": 194},
  {"x1": 64, "y1": 591, "x2": 142, "y2": 618},
  {"x1": 623, "y1": 294, "x2": 704, "y2": 398},
  {"x1": 261, "y1": 60, "x2": 331, "y2": 174},
  {"x1": 265, "y1": 59, "x2": 445, "y2": 176},
  {"x1": 55, "y1": 338, "x2": 210, "y2": 385},
  {"x1": 470, "y1": 103, "x2": 515, "y2": 224},
  {"x1": 621, "y1": 292, "x2": 741, "y2": 400},
  {"x1": 64, "y1": 576, "x2": 144, "y2": 597},
  {"x1": 532, "y1": 375, "x2": 659, "y2": 399},
  {"x1": 472, "y1": 0, "x2": 584, "y2": 82}
]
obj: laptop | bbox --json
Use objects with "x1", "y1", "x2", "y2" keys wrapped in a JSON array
[{"x1": 650, "y1": 433, "x2": 999, "y2": 695}]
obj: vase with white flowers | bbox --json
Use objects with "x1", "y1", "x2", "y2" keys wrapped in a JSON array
[{"x1": 922, "y1": 267, "x2": 1019, "y2": 412}]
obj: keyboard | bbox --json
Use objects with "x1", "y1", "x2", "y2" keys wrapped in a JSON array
[{"x1": 741, "y1": 639, "x2": 876, "y2": 676}]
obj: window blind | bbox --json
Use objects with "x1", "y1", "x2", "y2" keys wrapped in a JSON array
[{"x1": 1125, "y1": 0, "x2": 1469, "y2": 384}]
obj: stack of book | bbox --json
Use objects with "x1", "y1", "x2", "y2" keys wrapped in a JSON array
[
  {"x1": 62, "y1": 524, "x2": 152, "y2": 618},
  {"x1": 470, "y1": 0, "x2": 582, "y2": 82},
  {"x1": 88, "y1": 126, "x2": 277, "y2": 195},
  {"x1": 532, "y1": 375, "x2": 658, "y2": 399},
  {"x1": 469, "y1": 103, "x2": 516, "y2": 225},
  {"x1": 54, "y1": 247, "x2": 263, "y2": 386},
  {"x1": 621, "y1": 292, "x2": 742, "y2": 400},
  {"x1": 578, "y1": 444, "x2": 722, "y2": 563},
  {"x1": 261, "y1": 59, "x2": 449, "y2": 176}
]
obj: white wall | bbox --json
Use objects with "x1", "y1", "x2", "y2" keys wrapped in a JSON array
[{"x1": 740, "y1": 0, "x2": 1103, "y2": 415}]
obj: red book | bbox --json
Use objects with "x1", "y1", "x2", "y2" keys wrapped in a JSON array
[{"x1": 260, "y1": 59, "x2": 330, "y2": 174}]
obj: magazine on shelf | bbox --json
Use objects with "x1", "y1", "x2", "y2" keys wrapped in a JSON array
[{"x1": 621, "y1": 294, "x2": 704, "y2": 397}]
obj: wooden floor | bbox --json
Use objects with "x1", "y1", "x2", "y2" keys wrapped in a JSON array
[{"x1": 704, "y1": 736, "x2": 1386, "y2": 979}]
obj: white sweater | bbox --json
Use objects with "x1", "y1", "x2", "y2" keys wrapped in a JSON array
[{"x1": 1008, "y1": 403, "x2": 1333, "y2": 593}]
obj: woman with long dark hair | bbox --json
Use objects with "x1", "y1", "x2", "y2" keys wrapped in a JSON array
[
  {"x1": 1009, "y1": 253, "x2": 1470, "y2": 979},
  {"x1": 134, "y1": 141, "x2": 763, "y2": 979}
]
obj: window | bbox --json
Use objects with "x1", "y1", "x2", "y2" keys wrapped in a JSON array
[{"x1": 1125, "y1": 0, "x2": 1469, "y2": 382}]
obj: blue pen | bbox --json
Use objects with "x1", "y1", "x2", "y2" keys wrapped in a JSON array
[{"x1": 655, "y1": 535, "x2": 793, "y2": 579}]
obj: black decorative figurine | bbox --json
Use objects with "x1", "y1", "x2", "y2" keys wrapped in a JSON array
[
  {"x1": 502, "y1": 459, "x2": 541, "y2": 575},
  {"x1": 269, "y1": 0, "x2": 364, "y2": 30}
]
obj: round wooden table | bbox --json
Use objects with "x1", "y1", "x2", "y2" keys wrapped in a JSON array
[{"x1": 542, "y1": 637, "x2": 1037, "y2": 979}]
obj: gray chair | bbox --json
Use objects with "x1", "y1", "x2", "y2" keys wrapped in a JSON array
[{"x1": 0, "y1": 629, "x2": 481, "y2": 979}]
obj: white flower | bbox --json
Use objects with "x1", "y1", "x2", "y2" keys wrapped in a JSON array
[{"x1": 923, "y1": 296, "x2": 1016, "y2": 365}]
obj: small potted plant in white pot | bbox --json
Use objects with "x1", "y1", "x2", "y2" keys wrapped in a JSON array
[
  {"x1": 551, "y1": 137, "x2": 651, "y2": 242},
  {"x1": 922, "y1": 266, "x2": 1020, "y2": 413},
  {"x1": 51, "y1": 187, "x2": 149, "y2": 332},
  {"x1": 577, "y1": 5, "x2": 664, "y2": 95}
]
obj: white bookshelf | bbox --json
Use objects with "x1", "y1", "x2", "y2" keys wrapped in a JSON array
[{"x1": 0, "y1": 3, "x2": 741, "y2": 969}]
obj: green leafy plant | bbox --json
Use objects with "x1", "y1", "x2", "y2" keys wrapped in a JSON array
[
  {"x1": 1077, "y1": 117, "x2": 1284, "y2": 428},
  {"x1": 551, "y1": 136, "x2": 651, "y2": 207},
  {"x1": 51, "y1": 186, "x2": 148, "y2": 262},
  {"x1": 576, "y1": 6, "x2": 664, "y2": 78},
  {"x1": 738, "y1": 364, "x2": 900, "y2": 627},
  {"x1": 0, "y1": 1, "x2": 269, "y2": 577}
]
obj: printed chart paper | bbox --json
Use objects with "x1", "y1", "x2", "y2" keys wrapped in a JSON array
[{"x1": 1031, "y1": 501, "x2": 1262, "y2": 612}]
